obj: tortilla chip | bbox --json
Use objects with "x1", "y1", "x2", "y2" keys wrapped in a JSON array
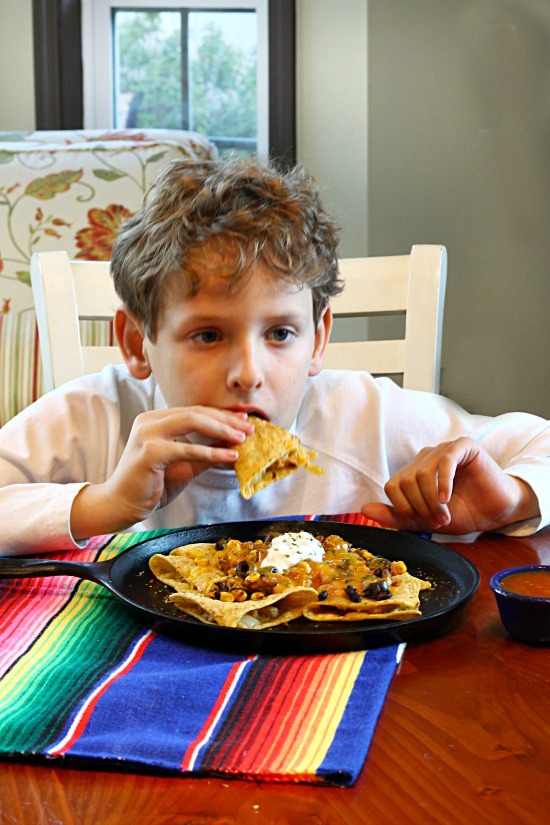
[
  {"x1": 149, "y1": 543, "x2": 318, "y2": 628},
  {"x1": 168, "y1": 587, "x2": 318, "y2": 629},
  {"x1": 304, "y1": 605, "x2": 422, "y2": 622},
  {"x1": 234, "y1": 416, "x2": 322, "y2": 499},
  {"x1": 303, "y1": 573, "x2": 430, "y2": 622},
  {"x1": 150, "y1": 543, "x2": 220, "y2": 594}
]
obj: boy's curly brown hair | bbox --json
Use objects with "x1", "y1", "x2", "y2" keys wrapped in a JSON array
[{"x1": 110, "y1": 155, "x2": 343, "y2": 338}]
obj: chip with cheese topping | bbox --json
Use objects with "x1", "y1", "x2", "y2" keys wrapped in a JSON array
[{"x1": 234, "y1": 416, "x2": 322, "y2": 499}]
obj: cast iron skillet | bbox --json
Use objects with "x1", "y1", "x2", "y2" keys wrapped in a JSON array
[{"x1": 0, "y1": 520, "x2": 480, "y2": 654}]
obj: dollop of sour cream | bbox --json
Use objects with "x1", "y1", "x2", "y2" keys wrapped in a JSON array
[{"x1": 262, "y1": 531, "x2": 325, "y2": 571}]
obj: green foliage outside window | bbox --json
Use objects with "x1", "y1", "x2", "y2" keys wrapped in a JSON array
[{"x1": 116, "y1": 12, "x2": 257, "y2": 145}]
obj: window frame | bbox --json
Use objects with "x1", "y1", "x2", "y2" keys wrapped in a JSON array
[{"x1": 32, "y1": 0, "x2": 296, "y2": 164}]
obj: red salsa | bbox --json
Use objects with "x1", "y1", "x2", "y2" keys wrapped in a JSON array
[{"x1": 501, "y1": 569, "x2": 550, "y2": 599}]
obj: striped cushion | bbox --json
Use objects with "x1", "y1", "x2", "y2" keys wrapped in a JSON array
[
  {"x1": 0, "y1": 313, "x2": 114, "y2": 427},
  {"x1": 0, "y1": 313, "x2": 43, "y2": 427}
]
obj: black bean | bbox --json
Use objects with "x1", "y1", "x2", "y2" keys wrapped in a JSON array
[
  {"x1": 215, "y1": 538, "x2": 229, "y2": 551},
  {"x1": 345, "y1": 584, "x2": 362, "y2": 603},
  {"x1": 318, "y1": 590, "x2": 329, "y2": 601},
  {"x1": 235, "y1": 560, "x2": 250, "y2": 575},
  {"x1": 214, "y1": 581, "x2": 229, "y2": 598},
  {"x1": 363, "y1": 580, "x2": 392, "y2": 601}
]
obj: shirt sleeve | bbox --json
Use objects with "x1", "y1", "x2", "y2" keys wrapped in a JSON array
[
  {"x1": 0, "y1": 367, "x2": 139, "y2": 556},
  {"x1": 0, "y1": 482, "x2": 91, "y2": 556}
]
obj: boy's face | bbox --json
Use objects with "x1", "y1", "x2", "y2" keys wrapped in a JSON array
[{"x1": 128, "y1": 258, "x2": 331, "y2": 429}]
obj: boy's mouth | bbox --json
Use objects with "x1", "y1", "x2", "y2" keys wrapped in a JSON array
[{"x1": 228, "y1": 407, "x2": 269, "y2": 421}]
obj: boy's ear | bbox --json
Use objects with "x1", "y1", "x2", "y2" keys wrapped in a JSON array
[
  {"x1": 114, "y1": 305, "x2": 152, "y2": 379},
  {"x1": 308, "y1": 305, "x2": 333, "y2": 377}
]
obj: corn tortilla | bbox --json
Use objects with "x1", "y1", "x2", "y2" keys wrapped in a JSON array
[
  {"x1": 149, "y1": 545, "x2": 318, "y2": 629},
  {"x1": 234, "y1": 416, "x2": 322, "y2": 499},
  {"x1": 302, "y1": 574, "x2": 430, "y2": 622}
]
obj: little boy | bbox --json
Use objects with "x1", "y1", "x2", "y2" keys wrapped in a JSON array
[{"x1": 0, "y1": 156, "x2": 548, "y2": 556}]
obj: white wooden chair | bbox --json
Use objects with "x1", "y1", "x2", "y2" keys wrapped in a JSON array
[
  {"x1": 325, "y1": 245, "x2": 447, "y2": 392},
  {"x1": 31, "y1": 244, "x2": 447, "y2": 394},
  {"x1": 30, "y1": 251, "x2": 124, "y2": 393}
]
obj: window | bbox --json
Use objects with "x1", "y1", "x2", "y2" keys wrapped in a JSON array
[
  {"x1": 32, "y1": 0, "x2": 295, "y2": 163},
  {"x1": 82, "y1": 0, "x2": 268, "y2": 157}
]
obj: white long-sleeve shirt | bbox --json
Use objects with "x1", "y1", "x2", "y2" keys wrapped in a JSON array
[{"x1": 0, "y1": 365, "x2": 548, "y2": 556}]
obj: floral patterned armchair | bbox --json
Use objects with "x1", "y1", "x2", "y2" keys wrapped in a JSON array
[{"x1": 0, "y1": 128, "x2": 217, "y2": 426}]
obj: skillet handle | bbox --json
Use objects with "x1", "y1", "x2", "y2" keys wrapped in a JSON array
[{"x1": 0, "y1": 557, "x2": 102, "y2": 582}]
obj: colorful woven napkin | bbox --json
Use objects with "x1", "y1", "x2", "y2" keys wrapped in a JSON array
[{"x1": 0, "y1": 514, "x2": 404, "y2": 785}]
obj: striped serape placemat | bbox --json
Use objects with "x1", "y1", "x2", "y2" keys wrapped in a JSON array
[{"x1": 0, "y1": 514, "x2": 404, "y2": 785}]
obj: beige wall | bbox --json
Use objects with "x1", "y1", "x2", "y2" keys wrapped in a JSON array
[
  {"x1": 296, "y1": 0, "x2": 368, "y2": 257},
  {"x1": 2, "y1": 0, "x2": 549, "y2": 417},
  {"x1": 366, "y1": 0, "x2": 550, "y2": 417},
  {"x1": 0, "y1": 0, "x2": 35, "y2": 130}
]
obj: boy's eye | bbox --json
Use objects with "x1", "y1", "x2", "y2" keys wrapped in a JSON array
[
  {"x1": 269, "y1": 327, "x2": 295, "y2": 343},
  {"x1": 192, "y1": 330, "x2": 220, "y2": 344}
]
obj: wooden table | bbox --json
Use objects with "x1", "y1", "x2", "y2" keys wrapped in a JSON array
[{"x1": 1, "y1": 528, "x2": 548, "y2": 825}]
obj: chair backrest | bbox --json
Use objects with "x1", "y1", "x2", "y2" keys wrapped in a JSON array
[
  {"x1": 31, "y1": 244, "x2": 447, "y2": 394},
  {"x1": 30, "y1": 251, "x2": 124, "y2": 393},
  {"x1": 325, "y1": 245, "x2": 447, "y2": 393}
]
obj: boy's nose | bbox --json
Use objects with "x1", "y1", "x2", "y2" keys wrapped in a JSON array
[{"x1": 227, "y1": 345, "x2": 264, "y2": 392}]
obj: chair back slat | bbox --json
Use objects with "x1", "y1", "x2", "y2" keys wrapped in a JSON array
[{"x1": 326, "y1": 245, "x2": 447, "y2": 392}]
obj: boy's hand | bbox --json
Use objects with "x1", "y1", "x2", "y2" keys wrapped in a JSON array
[
  {"x1": 360, "y1": 437, "x2": 540, "y2": 535},
  {"x1": 71, "y1": 407, "x2": 252, "y2": 539}
]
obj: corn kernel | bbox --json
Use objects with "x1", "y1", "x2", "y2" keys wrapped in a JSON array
[
  {"x1": 219, "y1": 592, "x2": 235, "y2": 603},
  {"x1": 226, "y1": 540, "x2": 241, "y2": 552},
  {"x1": 245, "y1": 572, "x2": 261, "y2": 583}
]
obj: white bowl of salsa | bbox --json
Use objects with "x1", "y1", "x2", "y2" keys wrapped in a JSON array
[{"x1": 489, "y1": 565, "x2": 550, "y2": 645}]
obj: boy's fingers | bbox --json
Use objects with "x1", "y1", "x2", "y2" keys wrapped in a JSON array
[
  {"x1": 360, "y1": 503, "x2": 401, "y2": 529},
  {"x1": 374, "y1": 438, "x2": 484, "y2": 532},
  {"x1": 360, "y1": 502, "x2": 435, "y2": 532},
  {"x1": 361, "y1": 500, "x2": 450, "y2": 532},
  {"x1": 153, "y1": 440, "x2": 239, "y2": 468},
  {"x1": 381, "y1": 444, "x2": 458, "y2": 528},
  {"x1": 385, "y1": 460, "x2": 443, "y2": 523},
  {"x1": 383, "y1": 476, "x2": 422, "y2": 520},
  {"x1": 131, "y1": 407, "x2": 252, "y2": 447},
  {"x1": 436, "y1": 451, "x2": 457, "y2": 504},
  {"x1": 435, "y1": 437, "x2": 480, "y2": 503}
]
